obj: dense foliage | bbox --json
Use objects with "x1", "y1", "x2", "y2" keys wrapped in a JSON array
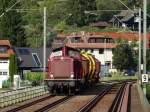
[
  {"x1": 25, "y1": 72, "x2": 44, "y2": 86},
  {"x1": 112, "y1": 44, "x2": 137, "y2": 71},
  {"x1": 0, "y1": 0, "x2": 26, "y2": 46},
  {"x1": 66, "y1": 0, "x2": 97, "y2": 26},
  {"x1": 146, "y1": 49, "x2": 150, "y2": 71},
  {"x1": 9, "y1": 54, "x2": 18, "y2": 85},
  {"x1": 0, "y1": 0, "x2": 150, "y2": 47}
]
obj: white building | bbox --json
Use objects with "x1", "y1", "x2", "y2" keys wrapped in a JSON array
[
  {"x1": 54, "y1": 33, "x2": 118, "y2": 69},
  {"x1": 54, "y1": 32, "x2": 141, "y2": 72},
  {"x1": 0, "y1": 40, "x2": 14, "y2": 88}
]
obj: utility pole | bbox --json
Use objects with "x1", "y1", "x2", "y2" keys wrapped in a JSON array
[
  {"x1": 104, "y1": 38, "x2": 106, "y2": 76},
  {"x1": 43, "y1": 7, "x2": 46, "y2": 77},
  {"x1": 138, "y1": 8, "x2": 141, "y2": 84},
  {"x1": 143, "y1": 0, "x2": 147, "y2": 95}
]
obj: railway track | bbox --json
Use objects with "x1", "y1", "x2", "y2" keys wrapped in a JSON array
[
  {"x1": 5, "y1": 94, "x2": 55, "y2": 112},
  {"x1": 35, "y1": 96, "x2": 74, "y2": 112},
  {"x1": 40, "y1": 82, "x2": 121, "y2": 112},
  {"x1": 1, "y1": 81, "x2": 132, "y2": 112},
  {"x1": 77, "y1": 84, "x2": 114, "y2": 112},
  {"x1": 108, "y1": 82, "x2": 131, "y2": 112},
  {"x1": 78, "y1": 82, "x2": 131, "y2": 112}
]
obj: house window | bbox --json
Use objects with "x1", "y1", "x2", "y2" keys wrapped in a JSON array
[
  {"x1": 0, "y1": 71, "x2": 8, "y2": 75},
  {"x1": 0, "y1": 60, "x2": 8, "y2": 63},
  {"x1": 32, "y1": 53, "x2": 42, "y2": 67},
  {"x1": 99, "y1": 49, "x2": 104, "y2": 54},
  {"x1": 95, "y1": 38, "x2": 104, "y2": 43},
  {"x1": 0, "y1": 47, "x2": 7, "y2": 53},
  {"x1": 71, "y1": 37, "x2": 81, "y2": 43},
  {"x1": 3, "y1": 72, "x2": 7, "y2": 75},
  {"x1": 88, "y1": 38, "x2": 96, "y2": 43},
  {"x1": 105, "y1": 61, "x2": 111, "y2": 68}
]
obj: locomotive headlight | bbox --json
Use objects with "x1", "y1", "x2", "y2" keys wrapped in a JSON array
[
  {"x1": 70, "y1": 73, "x2": 74, "y2": 78},
  {"x1": 50, "y1": 74, "x2": 54, "y2": 78}
]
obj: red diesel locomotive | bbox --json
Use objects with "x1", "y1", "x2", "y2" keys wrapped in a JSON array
[{"x1": 45, "y1": 46, "x2": 101, "y2": 94}]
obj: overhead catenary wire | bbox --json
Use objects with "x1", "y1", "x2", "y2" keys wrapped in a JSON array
[{"x1": 0, "y1": 0, "x2": 22, "y2": 17}]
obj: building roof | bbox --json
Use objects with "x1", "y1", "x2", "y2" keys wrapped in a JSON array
[
  {"x1": 57, "y1": 32, "x2": 150, "y2": 40},
  {"x1": 90, "y1": 21, "x2": 108, "y2": 27},
  {"x1": 14, "y1": 47, "x2": 51, "y2": 70},
  {"x1": 0, "y1": 40, "x2": 11, "y2": 47},
  {"x1": 66, "y1": 43, "x2": 118, "y2": 49},
  {"x1": 0, "y1": 40, "x2": 14, "y2": 58},
  {"x1": 110, "y1": 10, "x2": 150, "y2": 23},
  {"x1": 55, "y1": 32, "x2": 150, "y2": 48},
  {"x1": 116, "y1": 10, "x2": 134, "y2": 18}
]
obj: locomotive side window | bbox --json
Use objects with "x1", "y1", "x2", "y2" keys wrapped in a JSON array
[
  {"x1": 68, "y1": 50, "x2": 80, "y2": 59},
  {"x1": 50, "y1": 50, "x2": 62, "y2": 57}
]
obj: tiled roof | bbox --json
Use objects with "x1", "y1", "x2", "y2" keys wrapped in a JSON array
[
  {"x1": 66, "y1": 43, "x2": 118, "y2": 49},
  {"x1": 0, "y1": 40, "x2": 14, "y2": 58},
  {"x1": 0, "y1": 40, "x2": 11, "y2": 47},
  {"x1": 56, "y1": 32, "x2": 150, "y2": 48},
  {"x1": 58, "y1": 32, "x2": 150, "y2": 40}
]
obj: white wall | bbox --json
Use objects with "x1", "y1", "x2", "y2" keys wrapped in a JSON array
[
  {"x1": 0, "y1": 59, "x2": 10, "y2": 87},
  {"x1": 90, "y1": 48, "x2": 113, "y2": 67}
]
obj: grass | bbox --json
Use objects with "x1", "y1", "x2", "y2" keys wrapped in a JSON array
[
  {"x1": 100, "y1": 72, "x2": 137, "y2": 81},
  {"x1": 100, "y1": 76, "x2": 137, "y2": 81}
]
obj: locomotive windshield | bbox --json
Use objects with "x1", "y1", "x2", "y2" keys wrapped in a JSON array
[{"x1": 50, "y1": 50, "x2": 62, "y2": 57}]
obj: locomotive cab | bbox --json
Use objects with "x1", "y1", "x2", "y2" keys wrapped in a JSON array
[
  {"x1": 45, "y1": 46, "x2": 83, "y2": 94},
  {"x1": 45, "y1": 46, "x2": 101, "y2": 95}
]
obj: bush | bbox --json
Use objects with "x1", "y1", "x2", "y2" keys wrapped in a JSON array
[
  {"x1": 146, "y1": 83, "x2": 150, "y2": 103},
  {"x1": 24, "y1": 72, "x2": 44, "y2": 86},
  {"x1": 2, "y1": 79, "x2": 11, "y2": 88}
]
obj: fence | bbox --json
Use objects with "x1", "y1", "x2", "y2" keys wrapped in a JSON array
[{"x1": 0, "y1": 86, "x2": 49, "y2": 108}]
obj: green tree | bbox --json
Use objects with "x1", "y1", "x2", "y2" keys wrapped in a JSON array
[
  {"x1": 96, "y1": 0, "x2": 126, "y2": 21},
  {"x1": 9, "y1": 54, "x2": 18, "y2": 85},
  {"x1": 23, "y1": 0, "x2": 64, "y2": 47},
  {"x1": 146, "y1": 49, "x2": 150, "y2": 71},
  {"x1": 112, "y1": 44, "x2": 136, "y2": 71},
  {"x1": 66, "y1": 0, "x2": 97, "y2": 26},
  {"x1": 0, "y1": 0, "x2": 26, "y2": 46},
  {"x1": 148, "y1": 1, "x2": 150, "y2": 16}
]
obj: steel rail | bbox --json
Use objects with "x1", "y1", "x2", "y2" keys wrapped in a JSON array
[
  {"x1": 6, "y1": 95, "x2": 54, "y2": 112},
  {"x1": 120, "y1": 84, "x2": 130, "y2": 112},
  {"x1": 108, "y1": 82, "x2": 130, "y2": 112},
  {"x1": 77, "y1": 84, "x2": 114, "y2": 112},
  {"x1": 35, "y1": 95, "x2": 74, "y2": 112}
]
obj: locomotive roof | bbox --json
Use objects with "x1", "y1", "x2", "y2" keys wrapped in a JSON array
[{"x1": 52, "y1": 45, "x2": 80, "y2": 52}]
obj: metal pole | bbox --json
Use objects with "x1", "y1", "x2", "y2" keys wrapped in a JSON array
[
  {"x1": 143, "y1": 0, "x2": 147, "y2": 95},
  {"x1": 138, "y1": 8, "x2": 141, "y2": 84},
  {"x1": 43, "y1": 7, "x2": 46, "y2": 77},
  {"x1": 143, "y1": 0, "x2": 147, "y2": 74},
  {"x1": 104, "y1": 38, "x2": 106, "y2": 76}
]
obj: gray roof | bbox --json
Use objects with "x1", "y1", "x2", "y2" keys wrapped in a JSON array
[
  {"x1": 116, "y1": 10, "x2": 134, "y2": 17},
  {"x1": 110, "y1": 10, "x2": 135, "y2": 23},
  {"x1": 14, "y1": 47, "x2": 51, "y2": 69}
]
